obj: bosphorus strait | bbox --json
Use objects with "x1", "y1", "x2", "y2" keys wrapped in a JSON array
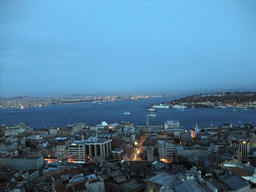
[{"x1": 1, "y1": 96, "x2": 255, "y2": 130}]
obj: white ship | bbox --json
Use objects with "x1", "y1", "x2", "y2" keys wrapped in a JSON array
[
  {"x1": 152, "y1": 104, "x2": 169, "y2": 109},
  {"x1": 92, "y1": 102, "x2": 101, "y2": 106},
  {"x1": 147, "y1": 113, "x2": 156, "y2": 117},
  {"x1": 234, "y1": 106, "x2": 247, "y2": 110},
  {"x1": 171, "y1": 105, "x2": 186, "y2": 109},
  {"x1": 148, "y1": 108, "x2": 156, "y2": 112},
  {"x1": 214, "y1": 106, "x2": 226, "y2": 109},
  {"x1": 124, "y1": 112, "x2": 130, "y2": 115}
]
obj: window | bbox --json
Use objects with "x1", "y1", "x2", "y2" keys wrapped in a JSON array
[
  {"x1": 97, "y1": 145, "x2": 101, "y2": 156},
  {"x1": 86, "y1": 145, "x2": 89, "y2": 157},
  {"x1": 92, "y1": 145, "x2": 95, "y2": 157}
]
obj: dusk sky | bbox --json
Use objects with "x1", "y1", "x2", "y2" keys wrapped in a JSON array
[{"x1": 1, "y1": 0, "x2": 256, "y2": 97}]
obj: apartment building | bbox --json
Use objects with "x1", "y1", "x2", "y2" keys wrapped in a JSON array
[
  {"x1": 157, "y1": 140, "x2": 175, "y2": 163},
  {"x1": 55, "y1": 137, "x2": 68, "y2": 161},
  {"x1": 62, "y1": 137, "x2": 112, "y2": 163}
]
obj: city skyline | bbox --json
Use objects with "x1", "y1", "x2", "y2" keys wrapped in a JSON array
[{"x1": 1, "y1": 0, "x2": 256, "y2": 97}]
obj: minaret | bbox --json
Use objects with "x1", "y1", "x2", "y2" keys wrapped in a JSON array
[
  {"x1": 146, "y1": 117, "x2": 149, "y2": 127},
  {"x1": 195, "y1": 123, "x2": 200, "y2": 136}
]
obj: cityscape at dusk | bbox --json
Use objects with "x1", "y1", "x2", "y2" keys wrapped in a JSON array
[{"x1": 1, "y1": 0, "x2": 256, "y2": 191}]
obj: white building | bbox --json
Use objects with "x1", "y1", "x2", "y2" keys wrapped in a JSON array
[
  {"x1": 157, "y1": 140, "x2": 175, "y2": 163},
  {"x1": 56, "y1": 136, "x2": 112, "y2": 163},
  {"x1": 5, "y1": 127, "x2": 25, "y2": 136},
  {"x1": 68, "y1": 140, "x2": 86, "y2": 163},
  {"x1": 164, "y1": 120, "x2": 180, "y2": 129},
  {"x1": 55, "y1": 137, "x2": 68, "y2": 161}
]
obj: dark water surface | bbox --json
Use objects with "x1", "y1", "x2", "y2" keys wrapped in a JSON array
[{"x1": 1, "y1": 96, "x2": 256, "y2": 130}]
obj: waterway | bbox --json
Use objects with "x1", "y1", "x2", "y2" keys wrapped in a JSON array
[{"x1": 1, "y1": 96, "x2": 256, "y2": 130}]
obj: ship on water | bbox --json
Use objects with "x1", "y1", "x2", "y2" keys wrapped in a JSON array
[
  {"x1": 92, "y1": 102, "x2": 101, "y2": 106},
  {"x1": 234, "y1": 106, "x2": 248, "y2": 110},
  {"x1": 151, "y1": 104, "x2": 169, "y2": 109},
  {"x1": 214, "y1": 106, "x2": 226, "y2": 109},
  {"x1": 171, "y1": 105, "x2": 186, "y2": 109},
  {"x1": 147, "y1": 113, "x2": 156, "y2": 117}
]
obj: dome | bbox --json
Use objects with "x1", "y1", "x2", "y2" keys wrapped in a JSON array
[{"x1": 101, "y1": 121, "x2": 108, "y2": 126}]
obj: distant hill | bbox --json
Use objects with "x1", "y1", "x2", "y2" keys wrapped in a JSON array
[{"x1": 9, "y1": 96, "x2": 37, "y2": 100}]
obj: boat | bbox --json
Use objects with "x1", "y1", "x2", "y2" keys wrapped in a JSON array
[
  {"x1": 124, "y1": 112, "x2": 130, "y2": 115},
  {"x1": 147, "y1": 113, "x2": 156, "y2": 117},
  {"x1": 171, "y1": 105, "x2": 186, "y2": 109},
  {"x1": 234, "y1": 106, "x2": 247, "y2": 110},
  {"x1": 152, "y1": 104, "x2": 169, "y2": 109},
  {"x1": 92, "y1": 102, "x2": 101, "y2": 106},
  {"x1": 214, "y1": 106, "x2": 226, "y2": 109},
  {"x1": 148, "y1": 108, "x2": 156, "y2": 112}
]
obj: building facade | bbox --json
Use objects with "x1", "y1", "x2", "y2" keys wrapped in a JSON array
[
  {"x1": 158, "y1": 140, "x2": 175, "y2": 163},
  {"x1": 66, "y1": 137, "x2": 112, "y2": 163}
]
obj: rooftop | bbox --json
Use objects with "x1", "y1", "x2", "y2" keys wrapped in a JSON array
[
  {"x1": 55, "y1": 137, "x2": 68, "y2": 141},
  {"x1": 222, "y1": 175, "x2": 250, "y2": 191},
  {"x1": 119, "y1": 179, "x2": 144, "y2": 191},
  {"x1": 146, "y1": 172, "x2": 179, "y2": 188},
  {"x1": 228, "y1": 167, "x2": 252, "y2": 177},
  {"x1": 112, "y1": 149, "x2": 124, "y2": 153},
  {"x1": 142, "y1": 138, "x2": 157, "y2": 146}
]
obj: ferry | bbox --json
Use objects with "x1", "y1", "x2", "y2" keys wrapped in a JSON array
[
  {"x1": 148, "y1": 108, "x2": 156, "y2": 112},
  {"x1": 152, "y1": 104, "x2": 169, "y2": 109},
  {"x1": 234, "y1": 106, "x2": 247, "y2": 110},
  {"x1": 214, "y1": 106, "x2": 226, "y2": 109},
  {"x1": 147, "y1": 113, "x2": 156, "y2": 117},
  {"x1": 92, "y1": 102, "x2": 101, "y2": 106},
  {"x1": 171, "y1": 105, "x2": 186, "y2": 109}
]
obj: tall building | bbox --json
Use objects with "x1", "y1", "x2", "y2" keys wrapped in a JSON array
[
  {"x1": 68, "y1": 140, "x2": 86, "y2": 163},
  {"x1": 231, "y1": 143, "x2": 250, "y2": 160},
  {"x1": 55, "y1": 137, "x2": 68, "y2": 161},
  {"x1": 158, "y1": 140, "x2": 175, "y2": 163},
  {"x1": 147, "y1": 147, "x2": 154, "y2": 161},
  {"x1": 84, "y1": 137, "x2": 112, "y2": 163},
  {"x1": 67, "y1": 137, "x2": 112, "y2": 163}
]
